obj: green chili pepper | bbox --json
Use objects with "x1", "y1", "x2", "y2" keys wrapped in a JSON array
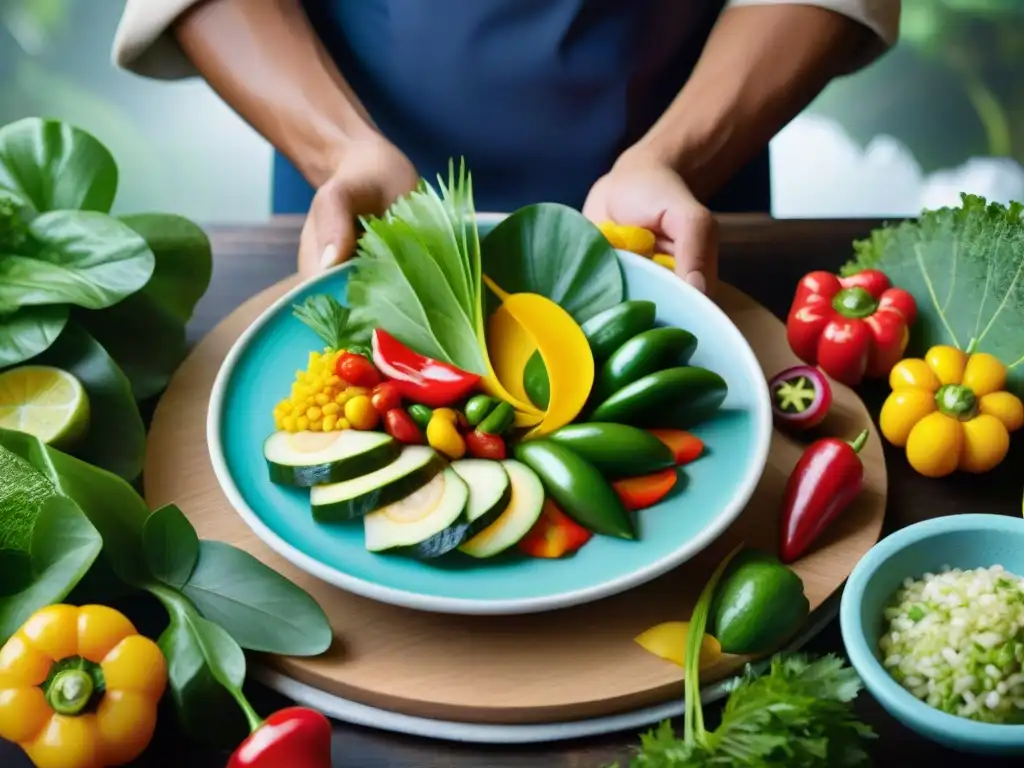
[
  {"x1": 407, "y1": 404, "x2": 433, "y2": 430},
  {"x1": 478, "y1": 401, "x2": 514, "y2": 435},
  {"x1": 464, "y1": 395, "x2": 496, "y2": 427}
]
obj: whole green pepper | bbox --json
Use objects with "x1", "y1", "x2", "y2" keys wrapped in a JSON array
[
  {"x1": 478, "y1": 401, "x2": 514, "y2": 435},
  {"x1": 407, "y1": 404, "x2": 433, "y2": 430},
  {"x1": 709, "y1": 549, "x2": 809, "y2": 655},
  {"x1": 464, "y1": 395, "x2": 496, "y2": 427}
]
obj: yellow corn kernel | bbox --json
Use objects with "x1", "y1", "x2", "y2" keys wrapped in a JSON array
[
  {"x1": 347, "y1": 387, "x2": 369, "y2": 398},
  {"x1": 282, "y1": 415, "x2": 297, "y2": 432},
  {"x1": 315, "y1": 393, "x2": 330, "y2": 406},
  {"x1": 322, "y1": 402, "x2": 340, "y2": 416},
  {"x1": 306, "y1": 406, "x2": 322, "y2": 421},
  {"x1": 323, "y1": 415, "x2": 337, "y2": 431},
  {"x1": 328, "y1": 375, "x2": 342, "y2": 387},
  {"x1": 296, "y1": 415, "x2": 310, "y2": 431},
  {"x1": 335, "y1": 392, "x2": 350, "y2": 405},
  {"x1": 310, "y1": 418, "x2": 324, "y2": 432}
]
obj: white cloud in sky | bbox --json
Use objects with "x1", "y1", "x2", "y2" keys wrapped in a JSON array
[{"x1": 770, "y1": 114, "x2": 1024, "y2": 218}]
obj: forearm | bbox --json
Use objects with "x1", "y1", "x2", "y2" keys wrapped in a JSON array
[
  {"x1": 174, "y1": 0, "x2": 377, "y2": 187},
  {"x1": 632, "y1": 4, "x2": 875, "y2": 202}
]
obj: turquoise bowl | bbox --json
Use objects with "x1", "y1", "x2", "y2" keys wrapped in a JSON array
[
  {"x1": 207, "y1": 213, "x2": 771, "y2": 614},
  {"x1": 841, "y1": 514, "x2": 1024, "y2": 755}
]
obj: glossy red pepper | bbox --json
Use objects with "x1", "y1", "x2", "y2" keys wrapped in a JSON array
[
  {"x1": 228, "y1": 706, "x2": 332, "y2": 768},
  {"x1": 370, "y1": 329, "x2": 480, "y2": 407},
  {"x1": 778, "y1": 429, "x2": 868, "y2": 563},
  {"x1": 465, "y1": 429, "x2": 507, "y2": 460},
  {"x1": 786, "y1": 269, "x2": 917, "y2": 386},
  {"x1": 518, "y1": 500, "x2": 592, "y2": 558},
  {"x1": 612, "y1": 468, "x2": 679, "y2": 511},
  {"x1": 383, "y1": 408, "x2": 424, "y2": 444}
]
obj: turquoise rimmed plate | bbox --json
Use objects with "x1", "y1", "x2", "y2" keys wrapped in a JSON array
[{"x1": 207, "y1": 213, "x2": 771, "y2": 615}]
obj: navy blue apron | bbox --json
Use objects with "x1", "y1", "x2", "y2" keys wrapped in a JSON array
[{"x1": 273, "y1": 0, "x2": 770, "y2": 215}]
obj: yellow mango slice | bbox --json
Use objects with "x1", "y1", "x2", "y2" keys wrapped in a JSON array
[
  {"x1": 488, "y1": 292, "x2": 594, "y2": 438},
  {"x1": 634, "y1": 622, "x2": 723, "y2": 670}
]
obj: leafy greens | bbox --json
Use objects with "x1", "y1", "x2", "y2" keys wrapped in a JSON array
[
  {"x1": 346, "y1": 158, "x2": 487, "y2": 374},
  {"x1": 293, "y1": 293, "x2": 371, "y2": 357},
  {"x1": 615, "y1": 546, "x2": 874, "y2": 767},
  {"x1": 842, "y1": 193, "x2": 1024, "y2": 397},
  {"x1": 0, "y1": 117, "x2": 213, "y2": 479}
]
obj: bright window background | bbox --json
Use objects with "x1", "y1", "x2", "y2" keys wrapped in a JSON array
[{"x1": 2, "y1": 0, "x2": 1022, "y2": 222}]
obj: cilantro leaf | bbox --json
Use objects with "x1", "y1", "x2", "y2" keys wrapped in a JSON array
[
  {"x1": 292, "y1": 294, "x2": 370, "y2": 356},
  {"x1": 842, "y1": 193, "x2": 1024, "y2": 397}
]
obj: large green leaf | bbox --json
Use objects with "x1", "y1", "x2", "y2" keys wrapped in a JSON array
[
  {"x1": 0, "y1": 496, "x2": 102, "y2": 643},
  {"x1": 0, "y1": 304, "x2": 68, "y2": 368},
  {"x1": 33, "y1": 323, "x2": 146, "y2": 480},
  {"x1": 481, "y1": 203, "x2": 624, "y2": 324},
  {"x1": 842, "y1": 194, "x2": 1024, "y2": 396},
  {"x1": 72, "y1": 213, "x2": 212, "y2": 400},
  {"x1": 0, "y1": 443, "x2": 59, "y2": 552},
  {"x1": 0, "y1": 117, "x2": 118, "y2": 214},
  {"x1": 0, "y1": 428, "x2": 151, "y2": 586},
  {"x1": 142, "y1": 504, "x2": 199, "y2": 590},
  {"x1": 181, "y1": 540, "x2": 332, "y2": 656},
  {"x1": 0, "y1": 211, "x2": 153, "y2": 313}
]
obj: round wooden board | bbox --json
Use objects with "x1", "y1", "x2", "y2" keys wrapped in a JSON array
[{"x1": 145, "y1": 278, "x2": 887, "y2": 725}]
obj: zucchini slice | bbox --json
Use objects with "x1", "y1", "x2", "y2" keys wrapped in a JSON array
[
  {"x1": 450, "y1": 459, "x2": 512, "y2": 537},
  {"x1": 364, "y1": 467, "x2": 469, "y2": 557},
  {"x1": 310, "y1": 445, "x2": 443, "y2": 522},
  {"x1": 264, "y1": 429, "x2": 400, "y2": 487},
  {"x1": 459, "y1": 460, "x2": 545, "y2": 558}
]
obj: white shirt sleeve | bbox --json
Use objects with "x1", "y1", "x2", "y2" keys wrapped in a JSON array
[
  {"x1": 112, "y1": 0, "x2": 900, "y2": 80},
  {"x1": 724, "y1": 0, "x2": 900, "y2": 72}
]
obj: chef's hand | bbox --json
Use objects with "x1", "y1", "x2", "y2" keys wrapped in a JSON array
[
  {"x1": 298, "y1": 134, "x2": 420, "y2": 276},
  {"x1": 583, "y1": 147, "x2": 718, "y2": 296}
]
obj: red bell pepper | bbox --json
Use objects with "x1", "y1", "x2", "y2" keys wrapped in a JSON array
[
  {"x1": 786, "y1": 269, "x2": 917, "y2": 386},
  {"x1": 228, "y1": 706, "x2": 332, "y2": 768},
  {"x1": 370, "y1": 329, "x2": 480, "y2": 407},
  {"x1": 612, "y1": 468, "x2": 679, "y2": 511},
  {"x1": 518, "y1": 500, "x2": 592, "y2": 558},
  {"x1": 646, "y1": 429, "x2": 704, "y2": 465},
  {"x1": 778, "y1": 429, "x2": 868, "y2": 563}
]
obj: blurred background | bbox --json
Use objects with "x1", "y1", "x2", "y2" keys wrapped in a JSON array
[{"x1": 2, "y1": 0, "x2": 1023, "y2": 222}]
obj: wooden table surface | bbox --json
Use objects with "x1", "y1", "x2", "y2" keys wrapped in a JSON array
[{"x1": 3, "y1": 214, "x2": 1023, "y2": 767}]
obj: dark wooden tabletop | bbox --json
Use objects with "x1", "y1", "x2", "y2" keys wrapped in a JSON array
[{"x1": 3, "y1": 215, "x2": 1022, "y2": 767}]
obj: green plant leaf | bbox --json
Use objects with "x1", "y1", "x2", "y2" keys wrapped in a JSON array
[
  {"x1": 33, "y1": 323, "x2": 146, "y2": 480},
  {"x1": 842, "y1": 194, "x2": 1024, "y2": 397},
  {"x1": 0, "y1": 496, "x2": 102, "y2": 643},
  {"x1": 0, "y1": 211, "x2": 154, "y2": 314},
  {"x1": 0, "y1": 117, "x2": 118, "y2": 214},
  {"x1": 182, "y1": 540, "x2": 332, "y2": 656},
  {"x1": 481, "y1": 202, "x2": 624, "y2": 324},
  {"x1": 0, "y1": 443, "x2": 59, "y2": 552},
  {"x1": 0, "y1": 304, "x2": 68, "y2": 368},
  {"x1": 152, "y1": 585, "x2": 255, "y2": 744},
  {"x1": 143, "y1": 504, "x2": 199, "y2": 590},
  {"x1": 0, "y1": 429, "x2": 152, "y2": 586}
]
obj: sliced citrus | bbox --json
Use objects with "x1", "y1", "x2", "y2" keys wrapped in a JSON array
[{"x1": 0, "y1": 365, "x2": 90, "y2": 448}]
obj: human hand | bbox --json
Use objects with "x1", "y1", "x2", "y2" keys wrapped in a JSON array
[
  {"x1": 297, "y1": 134, "x2": 420, "y2": 276},
  {"x1": 583, "y1": 147, "x2": 718, "y2": 296}
]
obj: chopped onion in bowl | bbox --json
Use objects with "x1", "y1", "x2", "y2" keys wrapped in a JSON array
[{"x1": 879, "y1": 565, "x2": 1024, "y2": 724}]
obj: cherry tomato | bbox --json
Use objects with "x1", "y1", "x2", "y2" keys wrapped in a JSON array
[
  {"x1": 383, "y1": 408, "x2": 424, "y2": 444},
  {"x1": 336, "y1": 352, "x2": 382, "y2": 388},
  {"x1": 371, "y1": 382, "x2": 402, "y2": 414},
  {"x1": 465, "y1": 430, "x2": 506, "y2": 460}
]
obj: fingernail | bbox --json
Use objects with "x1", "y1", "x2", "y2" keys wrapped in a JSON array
[{"x1": 319, "y1": 243, "x2": 339, "y2": 270}]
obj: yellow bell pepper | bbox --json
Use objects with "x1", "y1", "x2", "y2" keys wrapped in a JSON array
[
  {"x1": 0, "y1": 604, "x2": 167, "y2": 768},
  {"x1": 598, "y1": 221, "x2": 656, "y2": 257},
  {"x1": 880, "y1": 345, "x2": 1024, "y2": 477}
]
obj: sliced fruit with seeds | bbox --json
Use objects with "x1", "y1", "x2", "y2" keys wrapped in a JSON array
[{"x1": 0, "y1": 366, "x2": 90, "y2": 448}]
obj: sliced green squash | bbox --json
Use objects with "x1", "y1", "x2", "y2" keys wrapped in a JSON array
[{"x1": 264, "y1": 429, "x2": 400, "y2": 487}]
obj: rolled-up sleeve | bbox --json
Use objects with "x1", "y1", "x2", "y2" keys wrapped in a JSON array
[
  {"x1": 112, "y1": 0, "x2": 205, "y2": 79},
  {"x1": 725, "y1": 0, "x2": 900, "y2": 72}
]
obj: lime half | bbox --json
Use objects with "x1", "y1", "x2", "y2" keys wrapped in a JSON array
[{"x1": 0, "y1": 365, "x2": 91, "y2": 448}]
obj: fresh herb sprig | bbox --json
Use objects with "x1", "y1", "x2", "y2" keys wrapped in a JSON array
[
  {"x1": 292, "y1": 294, "x2": 371, "y2": 357},
  {"x1": 616, "y1": 546, "x2": 875, "y2": 767}
]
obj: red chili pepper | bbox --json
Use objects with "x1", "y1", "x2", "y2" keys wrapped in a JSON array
[
  {"x1": 778, "y1": 429, "x2": 868, "y2": 564},
  {"x1": 517, "y1": 500, "x2": 593, "y2": 558},
  {"x1": 646, "y1": 429, "x2": 704, "y2": 465},
  {"x1": 228, "y1": 706, "x2": 332, "y2": 768},
  {"x1": 383, "y1": 408, "x2": 424, "y2": 444},
  {"x1": 336, "y1": 351, "x2": 382, "y2": 388},
  {"x1": 786, "y1": 269, "x2": 917, "y2": 386},
  {"x1": 370, "y1": 381, "x2": 402, "y2": 414},
  {"x1": 370, "y1": 329, "x2": 480, "y2": 407},
  {"x1": 465, "y1": 429, "x2": 507, "y2": 460},
  {"x1": 612, "y1": 468, "x2": 679, "y2": 511}
]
